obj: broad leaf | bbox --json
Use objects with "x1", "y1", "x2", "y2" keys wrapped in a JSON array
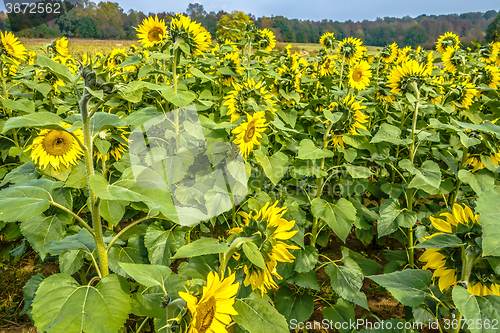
[
  {"x1": 144, "y1": 222, "x2": 185, "y2": 266},
  {"x1": 311, "y1": 198, "x2": 356, "y2": 242},
  {"x1": 233, "y1": 293, "x2": 289, "y2": 333},
  {"x1": 452, "y1": 286, "x2": 500, "y2": 333},
  {"x1": 275, "y1": 286, "x2": 314, "y2": 323},
  {"x1": 322, "y1": 299, "x2": 355, "y2": 333},
  {"x1": 242, "y1": 242, "x2": 266, "y2": 270},
  {"x1": 476, "y1": 191, "x2": 500, "y2": 256},
  {"x1": 171, "y1": 238, "x2": 229, "y2": 259},
  {"x1": 294, "y1": 246, "x2": 319, "y2": 273},
  {"x1": 325, "y1": 259, "x2": 368, "y2": 309},
  {"x1": 45, "y1": 228, "x2": 96, "y2": 255},
  {"x1": 119, "y1": 263, "x2": 171, "y2": 289},
  {"x1": 297, "y1": 139, "x2": 334, "y2": 160},
  {"x1": 20, "y1": 215, "x2": 65, "y2": 260},
  {"x1": 32, "y1": 274, "x2": 130, "y2": 333},
  {"x1": 377, "y1": 198, "x2": 417, "y2": 238},
  {"x1": 413, "y1": 234, "x2": 464, "y2": 249}
]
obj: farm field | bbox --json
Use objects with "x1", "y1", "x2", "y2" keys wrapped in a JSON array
[{"x1": 1, "y1": 15, "x2": 500, "y2": 333}]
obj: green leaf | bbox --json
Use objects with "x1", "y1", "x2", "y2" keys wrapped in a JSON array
[
  {"x1": 275, "y1": 286, "x2": 314, "y2": 323},
  {"x1": 233, "y1": 293, "x2": 289, "y2": 333},
  {"x1": 119, "y1": 263, "x2": 171, "y2": 289},
  {"x1": 322, "y1": 299, "x2": 355, "y2": 333},
  {"x1": 161, "y1": 87, "x2": 196, "y2": 107},
  {"x1": 476, "y1": 191, "x2": 500, "y2": 256},
  {"x1": 131, "y1": 293, "x2": 166, "y2": 318},
  {"x1": 20, "y1": 215, "x2": 65, "y2": 260},
  {"x1": 21, "y1": 273, "x2": 44, "y2": 319},
  {"x1": 2, "y1": 112, "x2": 63, "y2": 133},
  {"x1": 341, "y1": 247, "x2": 382, "y2": 276},
  {"x1": 171, "y1": 237, "x2": 229, "y2": 259},
  {"x1": 37, "y1": 54, "x2": 76, "y2": 84},
  {"x1": 325, "y1": 259, "x2": 368, "y2": 309},
  {"x1": 108, "y1": 246, "x2": 145, "y2": 277},
  {"x1": 323, "y1": 110, "x2": 342, "y2": 124},
  {"x1": 32, "y1": 274, "x2": 131, "y2": 333},
  {"x1": 413, "y1": 234, "x2": 464, "y2": 249},
  {"x1": 144, "y1": 222, "x2": 185, "y2": 266},
  {"x1": 400, "y1": 159, "x2": 442, "y2": 195},
  {"x1": 368, "y1": 269, "x2": 432, "y2": 307},
  {"x1": 90, "y1": 112, "x2": 127, "y2": 136},
  {"x1": 458, "y1": 170, "x2": 495, "y2": 195},
  {"x1": 59, "y1": 250, "x2": 85, "y2": 276},
  {"x1": 253, "y1": 151, "x2": 289, "y2": 185},
  {"x1": 452, "y1": 286, "x2": 500, "y2": 333},
  {"x1": 189, "y1": 67, "x2": 213, "y2": 81},
  {"x1": 242, "y1": 242, "x2": 266, "y2": 270},
  {"x1": 311, "y1": 198, "x2": 356, "y2": 242},
  {"x1": 99, "y1": 199, "x2": 127, "y2": 226},
  {"x1": 294, "y1": 246, "x2": 319, "y2": 273},
  {"x1": 297, "y1": 139, "x2": 334, "y2": 160},
  {"x1": 287, "y1": 271, "x2": 320, "y2": 291},
  {"x1": 371, "y1": 123, "x2": 412, "y2": 145},
  {"x1": 377, "y1": 198, "x2": 417, "y2": 237},
  {"x1": 3, "y1": 98, "x2": 35, "y2": 114},
  {"x1": 0, "y1": 163, "x2": 38, "y2": 187},
  {"x1": 45, "y1": 228, "x2": 96, "y2": 255},
  {"x1": 345, "y1": 164, "x2": 372, "y2": 179},
  {"x1": 0, "y1": 195, "x2": 50, "y2": 222}
]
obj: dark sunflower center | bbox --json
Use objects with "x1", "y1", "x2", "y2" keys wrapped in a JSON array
[
  {"x1": 244, "y1": 124, "x2": 256, "y2": 143},
  {"x1": 42, "y1": 130, "x2": 73, "y2": 156},
  {"x1": 148, "y1": 27, "x2": 163, "y2": 42},
  {"x1": 194, "y1": 296, "x2": 216, "y2": 333},
  {"x1": 353, "y1": 69, "x2": 363, "y2": 82}
]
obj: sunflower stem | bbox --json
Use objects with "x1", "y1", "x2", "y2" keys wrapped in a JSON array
[
  {"x1": 450, "y1": 147, "x2": 468, "y2": 206},
  {"x1": 80, "y1": 89, "x2": 109, "y2": 277},
  {"x1": 0, "y1": 61, "x2": 19, "y2": 148},
  {"x1": 339, "y1": 54, "x2": 345, "y2": 90}
]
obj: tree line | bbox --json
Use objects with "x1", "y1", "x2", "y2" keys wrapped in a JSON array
[{"x1": 0, "y1": 1, "x2": 498, "y2": 47}]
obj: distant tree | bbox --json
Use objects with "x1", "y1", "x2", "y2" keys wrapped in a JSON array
[
  {"x1": 76, "y1": 17, "x2": 100, "y2": 38},
  {"x1": 404, "y1": 24, "x2": 427, "y2": 46},
  {"x1": 486, "y1": 12, "x2": 500, "y2": 42},
  {"x1": 216, "y1": 11, "x2": 252, "y2": 41},
  {"x1": 186, "y1": 3, "x2": 206, "y2": 20},
  {"x1": 484, "y1": 10, "x2": 498, "y2": 20}
]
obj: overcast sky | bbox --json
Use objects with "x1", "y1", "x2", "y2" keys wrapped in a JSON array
[
  {"x1": 113, "y1": 0, "x2": 498, "y2": 21},
  {"x1": 0, "y1": 0, "x2": 498, "y2": 21}
]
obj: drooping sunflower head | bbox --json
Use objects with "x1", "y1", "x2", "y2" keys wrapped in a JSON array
[
  {"x1": 420, "y1": 248, "x2": 458, "y2": 292},
  {"x1": 429, "y1": 203, "x2": 479, "y2": 234},
  {"x1": 170, "y1": 14, "x2": 211, "y2": 56},
  {"x1": 232, "y1": 111, "x2": 267, "y2": 158},
  {"x1": 0, "y1": 31, "x2": 27, "y2": 60},
  {"x1": 26, "y1": 122, "x2": 84, "y2": 171},
  {"x1": 319, "y1": 56, "x2": 337, "y2": 77},
  {"x1": 35, "y1": 69, "x2": 66, "y2": 94},
  {"x1": 337, "y1": 37, "x2": 366, "y2": 65},
  {"x1": 380, "y1": 42, "x2": 398, "y2": 64},
  {"x1": 319, "y1": 32, "x2": 336, "y2": 49},
  {"x1": 27, "y1": 51, "x2": 37, "y2": 66},
  {"x1": 436, "y1": 32, "x2": 460, "y2": 54},
  {"x1": 476, "y1": 65, "x2": 500, "y2": 89},
  {"x1": 94, "y1": 126, "x2": 130, "y2": 163},
  {"x1": 223, "y1": 79, "x2": 276, "y2": 122},
  {"x1": 257, "y1": 29, "x2": 276, "y2": 52},
  {"x1": 214, "y1": 50, "x2": 244, "y2": 86},
  {"x1": 348, "y1": 60, "x2": 372, "y2": 91},
  {"x1": 479, "y1": 42, "x2": 499, "y2": 64},
  {"x1": 136, "y1": 15, "x2": 167, "y2": 48},
  {"x1": 329, "y1": 94, "x2": 369, "y2": 136},
  {"x1": 442, "y1": 47, "x2": 462, "y2": 73},
  {"x1": 231, "y1": 201, "x2": 299, "y2": 295},
  {"x1": 106, "y1": 48, "x2": 128, "y2": 69},
  {"x1": 52, "y1": 37, "x2": 69, "y2": 57},
  {"x1": 179, "y1": 270, "x2": 239, "y2": 333},
  {"x1": 452, "y1": 82, "x2": 476, "y2": 109},
  {"x1": 387, "y1": 59, "x2": 430, "y2": 95}
]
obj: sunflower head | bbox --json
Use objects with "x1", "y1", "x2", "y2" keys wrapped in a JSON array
[
  {"x1": 442, "y1": 47, "x2": 462, "y2": 72},
  {"x1": 107, "y1": 48, "x2": 128, "y2": 68},
  {"x1": 179, "y1": 270, "x2": 239, "y2": 333},
  {"x1": 329, "y1": 94, "x2": 369, "y2": 136},
  {"x1": 348, "y1": 60, "x2": 372, "y2": 91},
  {"x1": 319, "y1": 56, "x2": 337, "y2": 77},
  {"x1": 436, "y1": 32, "x2": 460, "y2": 54},
  {"x1": 337, "y1": 37, "x2": 366, "y2": 65},
  {"x1": 476, "y1": 65, "x2": 500, "y2": 89},
  {"x1": 170, "y1": 14, "x2": 211, "y2": 56},
  {"x1": 136, "y1": 15, "x2": 167, "y2": 48},
  {"x1": 387, "y1": 59, "x2": 430, "y2": 95},
  {"x1": 223, "y1": 79, "x2": 275, "y2": 122},
  {"x1": 380, "y1": 42, "x2": 398, "y2": 63},
  {"x1": 0, "y1": 31, "x2": 27, "y2": 60},
  {"x1": 26, "y1": 122, "x2": 84, "y2": 170},
  {"x1": 232, "y1": 111, "x2": 267, "y2": 158},
  {"x1": 94, "y1": 126, "x2": 130, "y2": 163},
  {"x1": 53, "y1": 37, "x2": 69, "y2": 57},
  {"x1": 452, "y1": 82, "x2": 476, "y2": 109},
  {"x1": 257, "y1": 29, "x2": 276, "y2": 52},
  {"x1": 230, "y1": 201, "x2": 299, "y2": 295},
  {"x1": 214, "y1": 48, "x2": 244, "y2": 86},
  {"x1": 319, "y1": 32, "x2": 336, "y2": 49}
]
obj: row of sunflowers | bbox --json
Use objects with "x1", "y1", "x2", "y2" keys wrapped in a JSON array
[{"x1": 0, "y1": 12, "x2": 500, "y2": 333}]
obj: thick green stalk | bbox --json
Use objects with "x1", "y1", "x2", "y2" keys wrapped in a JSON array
[
  {"x1": 1, "y1": 62, "x2": 19, "y2": 148},
  {"x1": 80, "y1": 91, "x2": 109, "y2": 277}
]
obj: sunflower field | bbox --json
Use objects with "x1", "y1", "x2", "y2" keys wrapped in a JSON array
[{"x1": 2, "y1": 12, "x2": 500, "y2": 333}]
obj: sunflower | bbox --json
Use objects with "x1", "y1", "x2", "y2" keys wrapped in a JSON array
[
  {"x1": 179, "y1": 270, "x2": 239, "y2": 333},
  {"x1": 396, "y1": 46, "x2": 412, "y2": 64},
  {"x1": 231, "y1": 201, "x2": 299, "y2": 296},
  {"x1": 479, "y1": 42, "x2": 499, "y2": 64},
  {"x1": 257, "y1": 29, "x2": 276, "y2": 52},
  {"x1": 329, "y1": 94, "x2": 369, "y2": 136},
  {"x1": 477, "y1": 65, "x2": 500, "y2": 89},
  {"x1": 319, "y1": 56, "x2": 337, "y2": 77},
  {"x1": 214, "y1": 49, "x2": 244, "y2": 86},
  {"x1": 436, "y1": 32, "x2": 460, "y2": 54},
  {"x1": 319, "y1": 32, "x2": 336, "y2": 49},
  {"x1": 170, "y1": 14, "x2": 211, "y2": 56},
  {"x1": 467, "y1": 282, "x2": 500, "y2": 297},
  {"x1": 136, "y1": 15, "x2": 167, "y2": 48},
  {"x1": 232, "y1": 111, "x2": 267, "y2": 158},
  {"x1": 465, "y1": 155, "x2": 484, "y2": 172},
  {"x1": 387, "y1": 59, "x2": 430, "y2": 95},
  {"x1": 442, "y1": 47, "x2": 461, "y2": 72},
  {"x1": 36, "y1": 70, "x2": 66, "y2": 94},
  {"x1": 223, "y1": 79, "x2": 275, "y2": 122},
  {"x1": 453, "y1": 82, "x2": 476, "y2": 109},
  {"x1": 375, "y1": 88, "x2": 395, "y2": 104},
  {"x1": 107, "y1": 48, "x2": 129, "y2": 69},
  {"x1": 348, "y1": 60, "x2": 372, "y2": 90},
  {"x1": 0, "y1": 31, "x2": 26, "y2": 60},
  {"x1": 53, "y1": 37, "x2": 69, "y2": 57},
  {"x1": 26, "y1": 123, "x2": 84, "y2": 170},
  {"x1": 336, "y1": 37, "x2": 366, "y2": 65},
  {"x1": 27, "y1": 51, "x2": 36, "y2": 65},
  {"x1": 380, "y1": 42, "x2": 398, "y2": 64},
  {"x1": 420, "y1": 204, "x2": 479, "y2": 292},
  {"x1": 94, "y1": 127, "x2": 129, "y2": 163}
]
